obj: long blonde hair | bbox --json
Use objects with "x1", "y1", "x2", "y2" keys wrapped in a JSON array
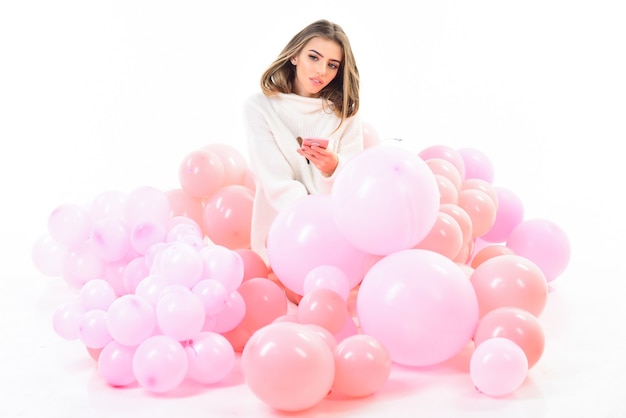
[{"x1": 260, "y1": 19, "x2": 360, "y2": 125}]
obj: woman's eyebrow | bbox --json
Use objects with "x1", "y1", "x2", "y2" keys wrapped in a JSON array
[{"x1": 308, "y1": 49, "x2": 342, "y2": 65}]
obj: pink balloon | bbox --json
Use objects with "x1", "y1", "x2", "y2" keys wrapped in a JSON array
[
  {"x1": 433, "y1": 174, "x2": 459, "y2": 205},
  {"x1": 470, "y1": 337, "x2": 528, "y2": 397},
  {"x1": 362, "y1": 121, "x2": 382, "y2": 149},
  {"x1": 297, "y1": 288, "x2": 349, "y2": 335},
  {"x1": 418, "y1": 144, "x2": 466, "y2": 179},
  {"x1": 80, "y1": 279, "x2": 116, "y2": 311},
  {"x1": 132, "y1": 335, "x2": 188, "y2": 393},
  {"x1": 202, "y1": 185, "x2": 254, "y2": 250},
  {"x1": 267, "y1": 194, "x2": 370, "y2": 296},
  {"x1": 426, "y1": 158, "x2": 463, "y2": 191},
  {"x1": 52, "y1": 302, "x2": 85, "y2": 340},
  {"x1": 134, "y1": 273, "x2": 167, "y2": 306},
  {"x1": 413, "y1": 212, "x2": 464, "y2": 260},
  {"x1": 202, "y1": 143, "x2": 248, "y2": 187},
  {"x1": 357, "y1": 249, "x2": 479, "y2": 366},
  {"x1": 178, "y1": 148, "x2": 225, "y2": 199},
  {"x1": 156, "y1": 285, "x2": 206, "y2": 341},
  {"x1": 192, "y1": 279, "x2": 229, "y2": 316},
  {"x1": 241, "y1": 322, "x2": 335, "y2": 411},
  {"x1": 89, "y1": 190, "x2": 127, "y2": 223},
  {"x1": 79, "y1": 309, "x2": 112, "y2": 348},
  {"x1": 331, "y1": 146, "x2": 440, "y2": 255},
  {"x1": 238, "y1": 278, "x2": 288, "y2": 335},
  {"x1": 211, "y1": 290, "x2": 245, "y2": 333},
  {"x1": 506, "y1": 218, "x2": 571, "y2": 282},
  {"x1": 62, "y1": 243, "x2": 106, "y2": 289},
  {"x1": 130, "y1": 220, "x2": 167, "y2": 255},
  {"x1": 199, "y1": 245, "x2": 244, "y2": 293},
  {"x1": 90, "y1": 216, "x2": 131, "y2": 262},
  {"x1": 439, "y1": 203, "x2": 473, "y2": 246},
  {"x1": 185, "y1": 332, "x2": 235, "y2": 384},
  {"x1": 332, "y1": 334, "x2": 392, "y2": 397},
  {"x1": 98, "y1": 341, "x2": 137, "y2": 387},
  {"x1": 121, "y1": 256, "x2": 149, "y2": 294},
  {"x1": 470, "y1": 254, "x2": 548, "y2": 318},
  {"x1": 166, "y1": 188, "x2": 205, "y2": 229},
  {"x1": 303, "y1": 265, "x2": 351, "y2": 300},
  {"x1": 458, "y1": 147, "x2": 494, "y2": 183},
  {"x1": 31, "y1": 233, "x2": 68, "y2": 277},
  {"x1": 154, "y1": 241, "x2": 203, "y2": 288},
  {"x1": 458, "y1": 189, "x2": 497, "y2": 238},
  {"x1": 480, "y1": 186, "x2": 524, "y2": 243},
  {"x1": 235, "y1": 248, "x2": 269, "y2": 281},
  {"x1": 106, "y1": 294, "x2": 156, "y2": 346},
  {"x1": 124, "y1": 186, "x2": 171, "y2": 230},
  {"x1": 47, "y1": 203, "x2": 91, "y2": 247}
]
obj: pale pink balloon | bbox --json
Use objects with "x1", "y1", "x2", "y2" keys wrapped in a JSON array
[
  {"x1": 104, "y1": 259, "x2": 131, "y2": 297},
  {"x1": 31, "y1": 233, "x2": 68, "y2": 277},
  {"x1": 332, "y1": 334, "x2": 392, "y2": 397},
  {"x1": 90, "y1": 216, "x2": 131, "y2": 262},
  {"x1": 418, "y1": 144, "x2": 466, "y2": 179},
  {"x1": 106, "y1": 294, "x2": 156, "y2": 346},
  {"x1": 186, "y1": 332, "x2": 235, "y2": 384},
  {"x1": 303, "y1": 265, "x2": 351, "y2": 300},
  {"x1": 331, "y1": 146, "x2": 440, "y2": 255},
  {"x1": 462, "y1": 178, "x2": 498, "y2": 205},
  {"x1": 298, "y1": 288, "x2": 349, "y2": 335},
  {"x1": 130, "y1": 220, "x2": 167, "y2": 255},
  {"x1": 506, "y1": 218, "x2": 571, "y2": 282},
  {"x1": 192, "y1": 279, "x2": 229, "y2": 316},
  {"x1": 47, "y1": 203, "x2": 91, "y2": 247},
  {"x1": 134, "y1": 273, "x2": 167, "y2": 307},
  {"x1": 202, "y1": 143, "x2": 248, "y2": 187},
  {"x1": 62, "y1": 243, "x2": 105, "y2": 289},
  {"x1": 458, "y1": 189, "x2": 497, "y2": 238},
  {"x1": 80, "y1": 279, "x2": 116, "y2": 311},
  {"x1": 154, "y1": 241, "x2": 203, "y2": 288},
  {"x1": 470, "y1": 337, "x2": 528, "y2": 396},
  {"x1": 414, "y1": 212, "x2": 464, "y2": 260},
  {"x1": 241, "y1": 322, "x2": 335, "y2": 411},
  {"x1": 480, "y1": 186, "x2": 524, "y2": 243},
  {"x1": 121, "y1": 256, "x2": 149, "y2": 294},
  {"x1": 235, "y1": 248, "x2": 269, "y2": 281},
  {"x1": 52, "y1": 301, "x2": 85, "y2": 340},
  {"x1": 166, "y1": 222, "x2": 203, "y2": 244},
  {"x1": 156, "y1": 285, "x2": 206, "y2": 341},
  {"x1": 124, "y1": 186, "x2": 171, "y2": 229},
  {"x1": 178, "y1": 148, "x2": 225, "y2": 199},
  {"x1": 357, "y1": 249, "x2": 479, "y2": 366},
  {"x1": 132, "y1": 335, "x2": 188, "y2": 393},
  {"x1": 202, "y1": 185, "x2": 254, "y2": 250},
  {"x1": 89, "y1": 190, "x2": 127, "y2": 223},
  {"x1": 439, "y1": 203, "x2": 473, "y2": 246},
  {"x1": 458, "y1": 147, "x2": 494, "y2": 183},
  {"x1": 470, "y1": 254, "x2": 548, "y2": 318},
  {"x1": 79, "y1": 309, "x2": 112, "y2": 348},
  {"x1": 199, "y1": 245, "x2": 244, "y2": 292},
  {"x1": 98, "y1": 341, "x2": 137, "y2": 387},
  {"x1": 267, "y1": 194, "x2": 372, "y2": 296},
  {"x1": 433, "y1": 174, "x2": 459, "y2": 205},
  {"x1": 211, "y1": 290, "x2": 246, "y2": 333},
  {"x1": 426, "y1": 158, "x2": 463, "y2": 191}
]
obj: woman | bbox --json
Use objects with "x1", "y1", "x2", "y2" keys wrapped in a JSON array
[{"x1": 243, "y1": 19, "x2": 364, "y2": 263}]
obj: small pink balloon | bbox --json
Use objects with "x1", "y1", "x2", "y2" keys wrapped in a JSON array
[
  {"x1": 470, "y1": 337, "x2": 528, "y2": 397},
  {"x1": 480, "y1": 186, "x2": 524, "y2": 243},
  {"x1": 202, "y1": 185, "x2": 254, "y2": 250},
  {"x1": 132, "y1": 334, "x2": 188, "y2": 393},
  {"x1": 52, "y1": 302, "x2": 85, "y2": 340},
  {"x1": 202, "y1": 143, "x2": 248, "y2": 187},
  {"x1": 47, "y1": 203, "x2": 91, "y2": 247},
  {"x1": 458, "y1": 147, "x2": 494, "y2": 183},
  {"x1": 178, "y1": 148, "x2": 225, "y2": 199},
  {"x1": 186, "y1": 331, "x2": 236, "y2": 384},
  {"x1": 154, "y1": 241, "x2": 203, "y2": 288},
  {"x1": 211, "y1": 290, "x2": 246, "y2": 334},
  {"x1": 192, "y1": 279, "x2": 229, "y2": 316},
  {"x1": 332, "y1": 334, "x2": 392, "y2": 397},
  {"x1": 32, "y1": 233, "x2": 68, "y2": 277},
  {"x1": 121, "y1": 256, "x2": 149, "y2": 294},
  {"x1": 130, "y1": 220, "x2": 167, "y2": 255},
  {"x1": 79, "y1": 309, "x2": 112, "y2": 349},
  {"x1": 426, "y1": 158, "x2": 463, "y2": 191},
  {"x1": 166, "y1": 188, "x2": 205, "y2": 229},
  {"x1": 458, "y1": 188, "x2": 497, "y2": 239},
  {"x1": 241, "y1": 322, "x2": 335, "y2": 412},
  {"x1": 199, "y1": 245, "x2": 244, "y2": 293},
  {"x1": 235, "y1": 248, "x2": 269, "y2": 281},
  {"x1": 414, "y1": 212, "x2": 464, "y2": 260},
  {"x1": 90, "y1": 216, "x2": 131, "y2": 262},
  {"x1": 80, "y1": 279, "x2": 116, "y2": 311},
  {"x1": 106, "y1": 294, "x2": 156, "y2": 346},
  {"x1": 506, "y1": 218, "x2": 571, "y2": 282},
  {"x1": 98, "y1": 341, "x2": 137, "y2": 387},
  {"x1": 62, "y1": 244, "x2": 106, "y2": 289},
  {"x1": 303, "y1": 265, "x2": 351, "y2": 300},
  {"x1": 439, "y1": 203, "x2": 473, "y2": 246},
  {"x1": 433, "y1": 174, "x2": 459, "y2": 205},
  {"x1": 362, "y1": 121, "x2": 382, "y2": 149},
  {"x1": 298, "y1": 288, "x2": 349, "y2": 335},
  {"x1": 124, "y1": 186, "x2": 171, "y2": 229},
  {"x1": 156, "y1": 285, "x2": 206, "y2": 342},
  {"x1": 89, "y1": 190, "x2": 127, "y2": 223},
  {"x1": 418, "y1": 144, "x2": 466, "y2": 179},
  {"x1": 238, "y1": 278, "x2": 288, "y2": 335}
]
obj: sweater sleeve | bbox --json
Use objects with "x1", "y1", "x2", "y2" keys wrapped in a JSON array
[{"x1": 242, "y1": 94, "x2": 308, "y2": 212}]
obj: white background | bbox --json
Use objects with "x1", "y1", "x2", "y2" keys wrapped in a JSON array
[{"x1": 1, "y1": 1, "x2": 625, "y2": 417}]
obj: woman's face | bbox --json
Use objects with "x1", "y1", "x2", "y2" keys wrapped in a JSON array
[{"x1": 291, "y1": 37, "x2": 342, "y2": 98}]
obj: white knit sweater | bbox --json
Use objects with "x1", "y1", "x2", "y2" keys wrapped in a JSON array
[{"x1": 242, "y1": 91, "x2": 364, "y2": 263}]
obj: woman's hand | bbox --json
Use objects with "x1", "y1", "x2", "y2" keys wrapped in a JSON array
[{"x1": 298, "y1": 143, "x2": 338, "y2": 176}]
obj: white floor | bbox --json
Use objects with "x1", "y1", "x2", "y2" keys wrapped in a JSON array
[{"x1": 2, "y1": 1, "x2": 626, "y2": 417}]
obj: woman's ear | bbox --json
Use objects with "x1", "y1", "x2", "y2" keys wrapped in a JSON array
[{"x1": 290, "y1": 57, "x2": 297, "y2": 65}]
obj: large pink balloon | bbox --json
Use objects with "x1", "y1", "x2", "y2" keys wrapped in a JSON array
[
  {"x1": 357, "y1": 249, "x2": 479, "y2": 366},
  {"x1": 241, "y1": 322, "x2": 335, "y2": 411},
  {"x1": 202, "y1": 143, "x2": 248, "y2": 188},
  {"x1": 132, "y1": 334, "x2": 188, "y2": 393},
  {"x1": 506, "y1": 218, "x2": 571, "y2": 282},
  {"x1": 331, "y1": 146, "x2": 440, "y2": 255},
  {"x1": 202, "y1": 185, "x2": 254, "y2": 250},
  {"x1": 178, "y1": 148, "x2": 225, "y2": 199},
  {"x1": 267, "y1": 194, "x2": 371, "y2": 296}
]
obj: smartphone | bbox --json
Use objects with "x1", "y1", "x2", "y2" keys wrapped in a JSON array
[{"x1": 301, "y1": 137, "x2": 329, "y2": 149}]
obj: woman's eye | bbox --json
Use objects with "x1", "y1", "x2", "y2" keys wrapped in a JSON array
[
  {"x1": 329, "y1": 63, "x2": 338, "y2": 70},
  {"x1": 309, "y1": 54, "x2": 318, "y2": 61}
]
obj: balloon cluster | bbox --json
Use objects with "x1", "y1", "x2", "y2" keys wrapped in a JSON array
[{"x1": 31, "y1": 133, "x2": 571, "y2": 411}]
